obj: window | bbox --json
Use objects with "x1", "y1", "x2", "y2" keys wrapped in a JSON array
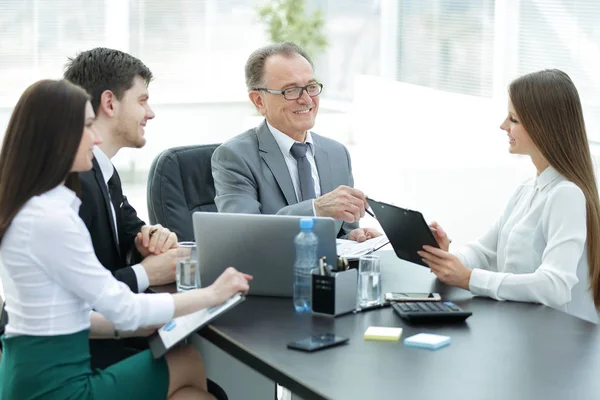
[
  {"x1": 129, "y1": 0, "x2": 267, "y2": 103},
  {"x1": 396, "y1": 0, "x2": 495, "y2": 97},
  {"x1": 0, "y1": 0, "x2": 105, "y2": 106},
  {"x1": 392, "y1": 0, "x2": 600, "y2": 141},
  {"x1": 513, "y1": 0, "x2": 600, "y2": 140}
]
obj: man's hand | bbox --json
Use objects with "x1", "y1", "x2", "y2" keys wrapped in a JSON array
[
  {"x1": 314, "y1": 185, "x2": 369, "y2": 223},
  {"x1": 207, "y1": 267, "x2": 253, "y2": 306},
  {"x1": 348, "y1": 228, "x2": 383, "y2": 243},
  {"x1": 140, "y1": 248, "x2": 178, "y2": 286},
  {"x1": 417, "y1": 246, "x2": 471, "y2": 290},
  {"x1": 135, "y1": 224, "x2": 178, "y2": 257}
]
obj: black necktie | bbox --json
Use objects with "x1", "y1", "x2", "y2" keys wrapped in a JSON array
[
  {"x1": 107, "y1": 174, "x2": 122, "y2": 235},
  {"x1": 290, "y1": 143, "x2": 316, "y2": 202},
  {"x1": 107, "y1": 175, "x2": 120, "y2": 211}
]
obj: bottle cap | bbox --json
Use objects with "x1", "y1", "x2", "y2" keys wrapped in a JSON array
[{"x1": 299, "y1": 218, "x2": 314, "y2": 230}]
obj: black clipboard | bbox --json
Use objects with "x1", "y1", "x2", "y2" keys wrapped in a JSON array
[
  {"x1": 148, "y1": 293, "x2": 245, "y2": 359},
  {"x1": 367, "y1": 198, "x2": 439, "y2": 267}
]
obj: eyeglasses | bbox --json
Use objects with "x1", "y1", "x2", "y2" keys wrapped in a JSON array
[{"x1": 253, "y1": 83, "x2": 323, "y2": 100}]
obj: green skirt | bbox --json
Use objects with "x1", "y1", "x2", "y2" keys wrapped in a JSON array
[{"x1": 0, "y1": 329, "x2": 169, "y2": 400}]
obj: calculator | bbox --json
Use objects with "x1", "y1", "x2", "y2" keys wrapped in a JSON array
[{"x1": 391, "y1": 301, "x2": 472, "y2": 323}]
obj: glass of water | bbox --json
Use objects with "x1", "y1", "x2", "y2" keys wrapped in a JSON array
[
  {"x1": 358, "y1": 254, "x2": 382, "y2": 308},
  {"x1": 176, "y1": 241, "x2": 199, "y2": 292}
]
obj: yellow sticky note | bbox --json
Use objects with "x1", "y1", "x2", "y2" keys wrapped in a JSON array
[{"x1": 363, "y1": 326, "x2": 403, "y2": 341}]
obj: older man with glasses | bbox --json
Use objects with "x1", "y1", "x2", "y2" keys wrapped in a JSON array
[{"x1": 211, "y1": 42, "x2": 380, "y2": 241}]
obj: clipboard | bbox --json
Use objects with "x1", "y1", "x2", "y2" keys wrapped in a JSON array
[
  {"x1": 367, "y1": 198, "x2": 439, "y2": 267},
  {"x1": 149, "y1": 293, "x2": 245, "y2": 359}
]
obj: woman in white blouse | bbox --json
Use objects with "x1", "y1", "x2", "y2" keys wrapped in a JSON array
[
  {"x1": 0, "y1": 79, "x2": 252, "y2": 398},
  {"x1": 418, "y1": 69, "x2": 600, "y2": 323}
]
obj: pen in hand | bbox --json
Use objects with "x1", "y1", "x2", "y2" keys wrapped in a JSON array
[{"x1": 365, "y1": 208, "x2": 376, "y2": 218}]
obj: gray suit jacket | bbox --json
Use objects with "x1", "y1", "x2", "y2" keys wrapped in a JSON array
[{"x1": 211, "y1": 120, "x2": 358, "y2": 237}]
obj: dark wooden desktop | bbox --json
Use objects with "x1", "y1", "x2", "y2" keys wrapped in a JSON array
[{"x1": 153, "y1": 251, "x2": 600, "y2": 400}]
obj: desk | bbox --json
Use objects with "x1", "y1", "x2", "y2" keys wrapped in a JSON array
[{"x1": 155, "y1": 251, "x2": 600, "y2": 400}]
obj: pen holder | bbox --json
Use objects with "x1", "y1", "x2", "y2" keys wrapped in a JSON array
[{"x1": 311, "y1": 268, "x2": 358, "y2": 317}]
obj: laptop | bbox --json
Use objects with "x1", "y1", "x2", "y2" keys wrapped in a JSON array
[{"x1": 193, "y1": 212, "x2": 337, "y2": 297}]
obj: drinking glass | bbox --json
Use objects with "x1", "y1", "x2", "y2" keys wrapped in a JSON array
[
  {"x1": 176, "y1": 241, "x2": 199, "y2": 292},
  {"x1": 357, "y1": 254, "x2": 382, "y2": 307}
]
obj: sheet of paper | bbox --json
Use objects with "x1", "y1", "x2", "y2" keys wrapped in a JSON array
[
  {"x1": 336, "y1": 235, "x2": 390, "y2": 260},
  {"x1": 157, "y1": 293, "x2": 243, "y2": 349}
]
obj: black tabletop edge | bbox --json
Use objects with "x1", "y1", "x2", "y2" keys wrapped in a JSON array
[
  {"x1": 200, "y1": 325, "x2": 330, "y2": 400},
  {"x1": 148, "y1": 285, "x2": 328, "y2": 398}
]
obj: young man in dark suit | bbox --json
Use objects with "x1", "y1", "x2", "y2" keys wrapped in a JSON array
[{"x1": 64, "y1": 48, "x2": 178, "y2": 368}]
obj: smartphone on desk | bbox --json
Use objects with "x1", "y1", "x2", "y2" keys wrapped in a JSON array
[
  {"x1": 385, "y1": 292, "x2": 442, "y2": 302},
  {"x1": 287, "y1": 333, "x2": 349, "y2": 353}
]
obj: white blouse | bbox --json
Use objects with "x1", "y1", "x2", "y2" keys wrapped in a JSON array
[
  {"x1": 0, "y1": 185, "x2": 174, "y2": 337},
  {"x1": 454, "y1": 166, "x2": 598, "y2": 323}
]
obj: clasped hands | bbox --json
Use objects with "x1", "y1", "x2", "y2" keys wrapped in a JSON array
[
  {"x1": 135, "y1": 224, "x2": 177, "y2": 257},
  {"x1": 314, "y1": 185, "x2": 382, "y2": 242},
  {"x1": 136, "y1": 224, "x2": 179, "y2": 286}
]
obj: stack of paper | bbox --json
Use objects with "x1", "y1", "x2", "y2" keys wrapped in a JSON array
[{"x1": 336, "y1": 235, "x2": 390, "y2": 260}]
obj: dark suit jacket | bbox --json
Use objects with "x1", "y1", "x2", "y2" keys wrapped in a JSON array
[
  {"x1": 79, "y1": 157, "x2": 146, "y2": 368},
  {"x1": 79, "y1": 158, "x2": 145, "y2": 292}
]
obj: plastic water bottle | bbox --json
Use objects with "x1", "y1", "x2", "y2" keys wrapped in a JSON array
[{"x1": 293, "y1": 218, "x2": 318, "y2": 313}]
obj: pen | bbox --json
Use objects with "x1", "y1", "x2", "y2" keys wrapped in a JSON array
[
  {"x1": 365, "y1": 208, "x2": 376, "y2": 218},
  {"x1": 336, "y1": 257, "x2": 349, "y2": 271},
  {"x1": 353, "y1": 302, "x2": 391, "y2": 314},
  {"x1": 320, "y1": 257, "x2": 331, "y2": 276}
]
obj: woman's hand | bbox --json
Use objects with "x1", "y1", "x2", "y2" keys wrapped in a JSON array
[
  {"x1": 429, "y1": 221, "x2": 451, "y2": 252},
  {"x1": 208, "y1": 267, "x2": 253, "y2": 306},
  {"x1": 417, "y1": 245, "x2": 471, "y2": 290}
]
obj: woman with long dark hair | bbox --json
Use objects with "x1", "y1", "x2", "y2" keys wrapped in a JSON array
[
  {"x1": 0, "y1": 79, "x2": 252, "y2": 399},
  {"x1": 419, "y1": 69, "x2": 600, "y2": 323}
]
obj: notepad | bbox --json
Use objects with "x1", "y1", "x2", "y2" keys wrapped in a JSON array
[
  {"x1": 148, "y1": 293, "x2": 245, "y2": 359},
  {"x1": 336, "y1": 236, "x2": 390, "y2": 260},
  {"x1": 404, "y1": 333, "x2": 451, "y2": 350},
  {"x1": 363, "y1": 326, "x2": 403, "y2": 341}
]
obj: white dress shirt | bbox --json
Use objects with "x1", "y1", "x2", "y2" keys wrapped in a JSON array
[
  {"x1": 454, "y1": 166, "x2": 598, "y2": 323},
  {"x1": 0, "y1": 185, "x2": 174, "y2": 336},
  {"x1": 267, "y1": 122, "x2": 321, "y2": 214},
  {"x1": 93, "y1": 147, "x2": 150, "y2": 292}
]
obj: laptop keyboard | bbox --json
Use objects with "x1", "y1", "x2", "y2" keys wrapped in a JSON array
[{"x1": 391, "y1": 301, "x2": 472, "y2": 323}]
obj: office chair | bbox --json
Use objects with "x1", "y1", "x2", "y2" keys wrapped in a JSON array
[
  {"x1": 147, "y1": 144, "x2": 228, "y2": 400},
  {"x1": 147, "y1": 144, "x2": 220, "y2": 242}
]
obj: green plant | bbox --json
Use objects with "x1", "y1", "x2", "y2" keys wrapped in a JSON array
[{"x1": 256, "y1": 0, "x2": 328, "y2": 58}]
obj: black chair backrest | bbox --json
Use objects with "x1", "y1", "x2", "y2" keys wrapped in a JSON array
[{"x1": 147, "y1": 144, "x2": 220, "y2": 242}]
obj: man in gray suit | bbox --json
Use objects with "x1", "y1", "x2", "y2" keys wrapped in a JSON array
[{"x1": 212, "y1": 42, "x2": 379, "y2": 241}]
